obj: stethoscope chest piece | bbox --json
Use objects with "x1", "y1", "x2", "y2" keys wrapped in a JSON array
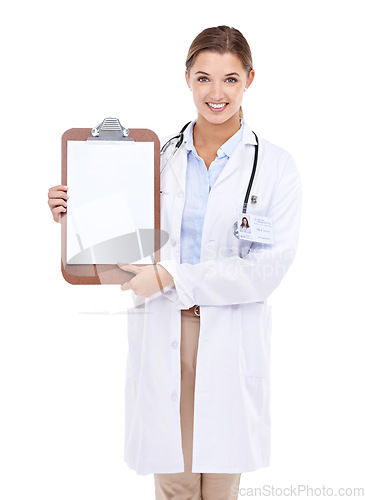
[{"x1": 232, "y1": 221, "x2": 239, "y2": 239}]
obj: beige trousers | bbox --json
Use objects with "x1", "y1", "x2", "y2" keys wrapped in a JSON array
[{"x1": 154, "y1": 310, "x2": 241, "y2": 499}]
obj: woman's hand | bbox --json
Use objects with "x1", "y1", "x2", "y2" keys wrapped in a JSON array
[
  {"x1": 118, "y1": 263, "x2": 174, "y2": 298},
  {"x1": 48, "y1": 185, "x2": 68, "y2": 223}
]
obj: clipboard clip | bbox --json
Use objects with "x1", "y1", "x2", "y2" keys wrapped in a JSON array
[{"x1": 88, "y1": 117, "x2": 134, "y2": 141}]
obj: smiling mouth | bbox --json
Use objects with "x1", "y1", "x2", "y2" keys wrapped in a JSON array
[{"x1": 206, "y1": 102, "x2": 228, "y2": 109}]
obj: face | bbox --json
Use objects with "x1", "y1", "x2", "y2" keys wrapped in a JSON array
[{"x1": 185, "y1": 50, "x2": 254, "y2": 125}]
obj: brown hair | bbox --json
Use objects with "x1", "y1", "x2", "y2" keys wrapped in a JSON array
[{"x1": 185, "y1": 26, "x2": 253, "y2": 119}]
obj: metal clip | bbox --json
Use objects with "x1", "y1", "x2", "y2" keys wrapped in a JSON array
[{"x1": 88, "y1": 117, "x2": 134, "y2": 141}]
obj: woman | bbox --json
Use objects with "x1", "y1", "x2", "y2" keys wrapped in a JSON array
[
  {"x1": 240, "y1": 216, "x2": 251, "y2": 234},
  {"x1": 48, "y1": 26, "x2": 302, "y2": 500}
]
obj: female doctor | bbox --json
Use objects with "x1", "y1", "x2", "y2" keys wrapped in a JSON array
[{"x1": 48, "y1": 25, "x2": 302, "y2": 500}]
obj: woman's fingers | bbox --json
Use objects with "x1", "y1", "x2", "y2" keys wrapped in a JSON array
[
  {"x1": 49, "y1": 191, "x2": 69, "y2": 201},
  {"x1": 117, "y1": 263, "x2": 142, "y2": 274},
  {"x1": 48, "y1": 186, "x2": 69, "y2": 199},
  {"x1": 52, "y1": 205, "x2": 67, "y2": 223},
  {"x1": 48, "y1": 185, "x2": 69, "y2": 223},
  {"x1": 121, "y1": 280, "x2": 133, "y2": 291},
  {"x1": 48, "y1": 198, "x2": 68, "y2": 208},
  {"x1": 51, "y1": 184, "x2": 68, "y2": 190}
]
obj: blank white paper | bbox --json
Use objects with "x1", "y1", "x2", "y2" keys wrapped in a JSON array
[{"x1": 66, "y1": 140, "x2": 155, "y2": 264}]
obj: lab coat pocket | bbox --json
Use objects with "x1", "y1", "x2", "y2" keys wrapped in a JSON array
[
  {"x1": 229, "y1": 234, "x2": 252, "y2": 259},
  {"x1": 126, "y1": 305, "x2": 145, "y2": 381},
  {"x1": 239, "y1": 302, "x2": 272, "y2": 379}
]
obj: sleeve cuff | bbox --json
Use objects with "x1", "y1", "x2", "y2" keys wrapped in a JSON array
[{"x1": 157, "y1": 259, "x2": 196, "y2": 309}]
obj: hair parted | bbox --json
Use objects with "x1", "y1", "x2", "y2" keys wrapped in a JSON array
[{"x1": 185, "y1": 25, "x2": 253, "y2": 77}]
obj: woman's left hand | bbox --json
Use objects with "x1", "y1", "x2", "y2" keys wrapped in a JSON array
[{"x1": 118, "y1": 263, "x2": 174, "y2": 298}]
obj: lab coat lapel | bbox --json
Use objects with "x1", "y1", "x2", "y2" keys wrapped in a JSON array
[
  {"x1": 168, "y1": 143, "x2": 188, "y2": 195},
  {"x1": 161, "y1": 144, "x2": 187, "y2": 264}
]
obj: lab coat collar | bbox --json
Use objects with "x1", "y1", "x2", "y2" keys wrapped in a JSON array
[
  {"x1": 240, "y1": 115, "x2": 258, "y2": 146},
  {"x1": 168, "y1": 115, "x2": 258, "y2": 193},
  {"x1": 183, "y1": 118, "x2": 245, "y2": 159},
  {"x1": 182, "y1": 119, "x2": 197, "y2": 153},
  {"x1": 182, "y1": 115, "x2": 257, "y2": 148}
]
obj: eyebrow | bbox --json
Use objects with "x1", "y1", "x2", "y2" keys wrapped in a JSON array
[{"x1": 194, "y1": 71, "x2": 240, "y2": 77}]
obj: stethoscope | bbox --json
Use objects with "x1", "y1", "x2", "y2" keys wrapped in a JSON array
[
  {"x1": 160, "y1": 121, "x2": 192, "y2": 175},
  {"x1": 160, "y1": 121, "x2": 259, "y2": 238}
]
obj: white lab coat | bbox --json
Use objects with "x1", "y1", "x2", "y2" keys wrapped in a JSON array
[{"x1": 124, "y1": 117, "x2": 302, "y2": 475}]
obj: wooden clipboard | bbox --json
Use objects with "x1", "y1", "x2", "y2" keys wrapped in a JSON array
[{"x1": 61, "y1": 118, "x2": 161, "y2": 285}]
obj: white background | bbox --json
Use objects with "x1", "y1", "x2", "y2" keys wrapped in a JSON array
[{"x1": 1, "y1": 0, "x2": 365, "y2": 498}]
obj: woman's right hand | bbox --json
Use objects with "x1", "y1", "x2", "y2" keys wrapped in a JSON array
[{"x1": 48, "y1": 185, "x2": 69, "y2": 223}]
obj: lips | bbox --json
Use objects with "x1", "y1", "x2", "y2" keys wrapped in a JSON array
[{"x1": 206, "y1": 102, "x2": 228, "y2": 112}]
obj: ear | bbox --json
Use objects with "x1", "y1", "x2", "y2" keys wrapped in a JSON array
[
  {"x1": 185, "y1": 70, "x2": 191, "y2": 90},
  {"x1": 245, "y1": 69, "x2": 255, "y2": 90}
]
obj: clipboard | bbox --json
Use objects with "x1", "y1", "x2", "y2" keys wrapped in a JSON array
[{"x1": 61, "y1": 117, "x2": 162, "y2": 285}]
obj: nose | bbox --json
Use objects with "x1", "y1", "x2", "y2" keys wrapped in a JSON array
[{"x1": 208, "y1": 82, "x2": 225, "y2": 101}]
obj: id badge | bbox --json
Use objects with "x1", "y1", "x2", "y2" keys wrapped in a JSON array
[{"x1": 233, "y1": 211, "x2": 274, "y2": 244}]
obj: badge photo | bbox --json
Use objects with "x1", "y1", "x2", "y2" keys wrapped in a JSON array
[{"x1": 233, "y1": 210, "x2": 274, "y2": 244}]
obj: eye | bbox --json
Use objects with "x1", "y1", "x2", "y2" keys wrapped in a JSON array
[
  {"x1": 197, "y1": 76, "x2": 209, "y2": 82},
  {"x1": 226, "y1": 77, "x2": 237, "y2": 83}
]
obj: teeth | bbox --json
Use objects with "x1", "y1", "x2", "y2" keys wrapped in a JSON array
[{"x1": 208, "y1": 103, "x2": 227, "y2": 109}]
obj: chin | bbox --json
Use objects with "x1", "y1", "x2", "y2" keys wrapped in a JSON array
[
  {"x1": 198, "y1": 107, "x2": 239, "y2": 125},
  {"x1": 201, "y1": 113, "x2": 234, "y2": 125}
]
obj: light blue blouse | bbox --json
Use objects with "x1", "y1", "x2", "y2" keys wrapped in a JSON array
[{"x1": 180, "y1": 118, "x2": 244, "y2": 264}]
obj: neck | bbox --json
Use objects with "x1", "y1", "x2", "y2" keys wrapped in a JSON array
[{"x1": 193, "y1": 111, "x2": 241, "y2": 148}]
